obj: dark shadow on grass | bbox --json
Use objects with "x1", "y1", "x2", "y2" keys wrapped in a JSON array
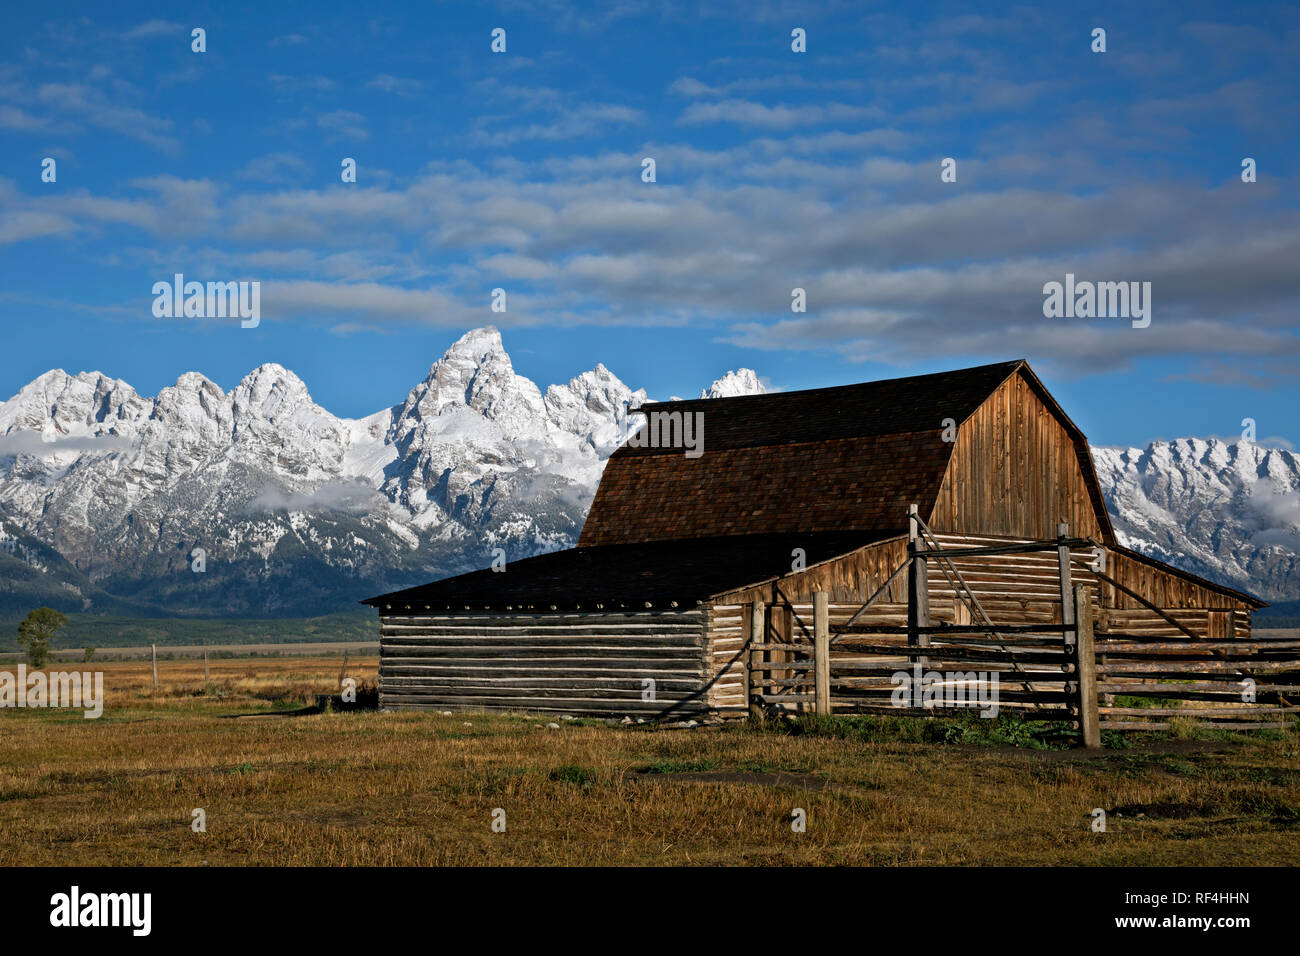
[{"x1": 220, "y1": 691, "x2": 379, "y2": 719}]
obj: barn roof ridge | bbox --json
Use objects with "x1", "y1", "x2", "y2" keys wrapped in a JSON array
[
  {"x1": 640, "y1": 358, "x2": 1028, "y2": 412},
  {"x1": 611, "y1": 358, "x2": 1030, "y2": 461}
]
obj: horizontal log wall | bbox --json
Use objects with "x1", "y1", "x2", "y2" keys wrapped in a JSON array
[
  {"x1": 738, "y1": 534, "x2": 1097, "y2": 717},
  {"x1": 379, "y1": 609, "x2": 711, "y2": 717},
  {"x1": 704, "y1": 604, "x2": 748, "y2": 715},
  {"x1": 741, "y1": 598, "x2": 1078, "y2": 719},
  {"x1": 747, "y1": 599, "x2": 896, "y2": 714}
]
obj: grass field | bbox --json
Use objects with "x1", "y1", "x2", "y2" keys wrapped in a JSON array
[
  {"x1": 0, "y1": 641, "x2": 380, "y2": 662},
  {"x1": 1, "y1": 656, "x2": 1298, "y2": 866},
  {"x1": 0, "y1": 610, "x2": 374, "y2": 652}
]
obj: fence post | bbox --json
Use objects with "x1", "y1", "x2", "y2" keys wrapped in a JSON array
[
  {"x1": 1057, "y1": 521, "x2": 1075, "y2": 646},
  {"x1": 907, "y1": 504, "x2": 930, "y2": 669},
  {"x1": 1073, "y1": 585, "x2": 1100, "y2": 748},
  {"x1": 151, "y1": 643, "x2": 158, "y2": 694},
  {"x1": 748, "y1": 600, "x2": 765, "y2": 719},
  {"x1": 203, "y1": 648, "x2": 209, "y2": 683},
  {"x1": 813, "y1": 591, "x2": 830, "y2": 716}
]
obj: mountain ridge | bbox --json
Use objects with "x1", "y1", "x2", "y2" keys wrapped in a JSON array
[
  {"x1": 0, "y1": 329, "x2": 1294, "y2": 618},
  {"x1": 0, "y1": 327, "x2": 763, "y2": 617}
]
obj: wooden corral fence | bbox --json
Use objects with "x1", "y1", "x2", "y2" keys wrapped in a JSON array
[
  {"x1": 744, "y1": 507, "x2": 1299, "y2": 746},
  {"x1": 1092, "y1": 625, "x2": 1300, "y2": 732}
]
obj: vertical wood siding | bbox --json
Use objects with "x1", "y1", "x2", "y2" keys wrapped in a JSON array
[{"x1": 929, "y1": 373, "x2": 1106, "y2": 541}]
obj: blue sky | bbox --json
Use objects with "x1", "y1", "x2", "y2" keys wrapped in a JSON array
[{"x1": 2, "y1": 1, "x2": 1298, "y2": 449}]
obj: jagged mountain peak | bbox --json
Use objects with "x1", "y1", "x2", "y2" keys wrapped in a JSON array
[
  {"x1": 442, "y1": 324, "x2": 505, "y2": 358},
  {"x1": 553, "y1": 363, "x2": 638, "y2": 401},
  {"x1": 425, "y1": 326, "x2": 514, "y2": 388},
  {"x1": 701, "y1": 368, "x2": 765, "y2": 399},
  {"x1": 397, "y1": 326, "x2": 543, "y2": 427},
  {"x1": 238, "y1": 362, "x2": 302, "y2": 386},
  {"x1": 231, "y1": 363, "x2": 315, "y2": 415},
  {"x1": 0, "y1": 367, "x2": 145, "y2": 438},
  {"x1": 4, "y1": 367, "x2": 130, "y2": 404},
  {"x1": 168, "y1": 370, "x2": 222, "y2": 395}
]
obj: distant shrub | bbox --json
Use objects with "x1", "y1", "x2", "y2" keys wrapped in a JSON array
[{"x1": 17, "y1": 607, "x2": 67, "y2": 668}]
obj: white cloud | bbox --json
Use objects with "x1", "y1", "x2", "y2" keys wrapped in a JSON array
[
  {"x1": 316, "y1": 109, "x2": 369, "y2": 141},
  {"x1": 678, "y1": 98, "x2": 881, "y2": 129},
  {"x1": 245, "y1": 481, "x2": 385, "y2": 514},
  {"x1": 269, "y1": 73, "x2": 335, "y2": 93},
  {"x1": 34, "y1": 82, "x2": 178, "y2": 152},
  {"x1": 237, "y1": 153, "x2": 313, "y2": 185},
  {"x1": 367, "y1": 74, "x2": 422, "y2": 95},
  {"x1": 0, "y1": 431, "x2": 132, "y2": 457},
  {"x1": 120, "y1": 20, "x2": 182, "y2": 40}
]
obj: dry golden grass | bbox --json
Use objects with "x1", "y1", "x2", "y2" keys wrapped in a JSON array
[{"x1": 1, "y1": 657, "x2": 1297, "y2": 866}]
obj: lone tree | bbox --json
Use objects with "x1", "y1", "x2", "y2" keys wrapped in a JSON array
[{"x1": 17, "y1": 608, "x2": 67, "y2": 669}]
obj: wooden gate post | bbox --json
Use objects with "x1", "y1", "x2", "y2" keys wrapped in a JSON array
[
  {"x1": 813, "y1": 591, "x2": 830, "y2": 716},
  {"x1": 748, "y1": 599, "x2": 765, "y2": 718},
  {"x1": 907, "y1": 505, "x2": 930, "y2": 669},
  {"x1": 1073, "y1": 585, "x2": 1101, "y2": 748},
  {"x1": 1057, "y1": 521, "x2": 1075, "y2": 647}
]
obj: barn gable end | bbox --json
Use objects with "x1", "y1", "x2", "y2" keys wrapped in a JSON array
[{"x1": 928, "y1": 366, "x2": 1115, "y2": 543}]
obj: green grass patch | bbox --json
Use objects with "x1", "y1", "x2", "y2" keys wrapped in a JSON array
[
  {"x1": 547, "y1": 764, "x2": 595, "y2": 788},
  {"x1": 753, "y1": 712, "x2": 1070, "y2": 749}
]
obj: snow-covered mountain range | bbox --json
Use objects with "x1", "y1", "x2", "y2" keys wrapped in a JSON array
[
  {"x1": 0, "y1": 328, "x2": 1295, "y2": 618},
  {"x1": 1093, "y1": 440, "x2": 1299, "y2": 605},
  {"x1": 0, "y1": 327, "x2": 761, "y2": 617}
]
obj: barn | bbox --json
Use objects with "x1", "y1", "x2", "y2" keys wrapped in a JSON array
[{"x1": 363, "y1": 360, "x2": 1285, "y2": 737}]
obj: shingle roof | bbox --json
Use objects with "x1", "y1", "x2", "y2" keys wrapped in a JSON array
[
  {"x1": 580, "y1": 433, "x2": 952, "y2": 544},
  {"x1": 580, "y1": 360, "x2": 1027, "y2": 547},
  {"x1": 361, "y1": 532, "x2": 894, "y2": 611},
  {"x1": 623, "y1": 360, "x2": 1024, "y2": 453}
]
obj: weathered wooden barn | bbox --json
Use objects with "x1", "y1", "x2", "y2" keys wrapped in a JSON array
[{"x1": 365, "y1": 360, "x2": 1287, "y2": 736}]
